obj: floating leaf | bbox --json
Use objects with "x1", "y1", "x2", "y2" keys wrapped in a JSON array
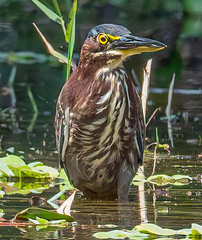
[
  {"x1": 93, "y1": 230, "x2": 148, "y2": 239},
  {"x1": 14, "y1": 207, "x2": 74, "y2": 222},
  {"x1": 0, "y1": 163, "x2": 14, "y2": 177},
  {"x1": 147, "y1": 174, "x2": 174, "y2": 186},
  {"x1": 0, "y1": 155, "x2": 26, "y2": 167},
  {"x1": 2, "y1": 181, "x2": 51, "y2": 195},
  {"x1": 0, "y1": 208, "x2": 5, "y2": 218},
  {"x1": 192, "y1": 223, "x2": 202, "y2": 235},
  {"x1": 132, "y1": 174, "x2": 146, "y2": 186},
  {"x1": 36, "y1": 216, "x2": 49, "y2": 225},
  {"x1": 177, "y1": 228, "x2": 192, "y2": 235},
  {"x1": 135, "y1": 223, "x2": 176, "y2": 236},
  {"x1": 19, "y1": 166, "x2": 49, "y2": 178},
  {"x1": 172, "y1": 174, "x2": 193, "y2": 181},
  {"x1": 34, "y1": 165, "x2": 59, "y2": 178},
  {"x1": 29, "y1": 217, "x2": 67, "y2": 225},
  {"x1": 0, "y1": 191, "x2": 5, "y2": 198},
  {"x1": 27, "y1": 161, "x2": 44, "y2": 168}
]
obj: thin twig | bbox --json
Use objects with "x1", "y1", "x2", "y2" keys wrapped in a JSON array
[
  {"x1": 151, "y1": 146, "x2": 157, "y2": 175},
  {"x1": 146, "y1": 107, "x2": 161, "y2": 128},
  {"x1": 166, "y1": 73, "x2": 175, "y2": 148},
  {"x1": 141, "y1": 59, "x2": 153, "y2": 124}
]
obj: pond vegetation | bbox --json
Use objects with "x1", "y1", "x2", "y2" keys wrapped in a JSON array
[{"x1": 0, "y1": 0, "x2": 202, "y2": 239}]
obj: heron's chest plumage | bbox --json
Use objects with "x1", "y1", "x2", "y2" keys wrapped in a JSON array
[
  {"x1": 68, "y1": 68, "x2": 137, "y2": 168},
  {"x1": 56, "y1": 66, "x2": 144, "y2": 197}
]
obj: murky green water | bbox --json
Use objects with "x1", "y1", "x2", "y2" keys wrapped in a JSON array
[{"x1": 0, "y1": 0, "x2": 202, "y2": 239}]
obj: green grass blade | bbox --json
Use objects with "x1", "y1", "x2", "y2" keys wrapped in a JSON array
[
  {"x1": 52, "y1": 0, "x2": 62, "y2": 17},
  {"x1": 155, "y1": 127, "x2": 159, "y2": 145},
  {"x1": 52, "y1": 0, "x2": 66, "y2": 36},
  {"x1": 65, "y1": 0, "x2": 77, "y2": 43},
  {"x1": 65, "y1": 0, "x2": 77, "y2": 78},
  {"x1": 14, "y1": 207, "x2": 74, "y2": 222},
  {"x1": 32, "y1": 0, "x2": 62, "y2": 24}
]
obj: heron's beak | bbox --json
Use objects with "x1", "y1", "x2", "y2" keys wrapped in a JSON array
[{"x1": 111, "y1": 34, "x2": 166, "y2": 56}]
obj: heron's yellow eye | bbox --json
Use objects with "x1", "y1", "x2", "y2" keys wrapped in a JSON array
[{"x1": 97, "y1": 33, "x2": 109, "y2": 45}]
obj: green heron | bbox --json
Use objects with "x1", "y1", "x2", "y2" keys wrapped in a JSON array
[{"x1": 55, "y1": 24, "x2": 166, "y2": 201}]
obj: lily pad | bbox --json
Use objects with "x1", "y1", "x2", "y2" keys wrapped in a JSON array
[
  {"x1": 0, "y1": 208, "x2": 5, "y2": 218},
  {"x1": 0, "y1": 190, "x2": 5, "y2": 198},
  {"x1": 192, "y1": 223, "x2": 202, "y2": 235},
  {"x1": 134, "y1": 223, "x2": 176, "y2": 236},
  {"x1": 145, "y1": 174, "x2": 192, "y2": 186},
  {"x1": 29, "y1": 217, "x2": 67, "y2": 226},
  {"x1": 27, "y1": 162, "x2": 44, "y2": 168},
  {"x1": 0, "y1": 163, "x2": 14, "y2": 177},
  {"x1": 147, "y1": 174, "x2": 175, "y2": 186},
  {"x1": 14, "y1": 207, "x2": 74, "y2": 222},
  {"x1": 34, "y1": 166, "x2": 59, "y2": 178},
  {"x1": 93, "y1": 230, "x2": 148, "y2": 239},
  {"x1": 0, "y1": 155, "x2": 26, "y2": 167}
]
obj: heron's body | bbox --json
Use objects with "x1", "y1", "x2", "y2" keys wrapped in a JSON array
[{"x1": 55, "y1": 24, "x2": 166, "y2": 201}]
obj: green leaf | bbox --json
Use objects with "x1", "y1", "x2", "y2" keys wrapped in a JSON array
[
  {"x1": 29, "y1": 218, "x2": 41, "y2": 224},
  {"x1": 65, "y1": 0, "x2": 77, "y2": 43},
  {"x1": 0, "y1": 208, "x2": 5, "y2": 218},
  {"x1": 147, "y1": 174, "x2": 174, "y2": 186},
  {"x1": 155, "y1": 127, "x2": 159, "y2": 144},
  {"x1": 0, "y1": 191, "x2": 5, "y2": 198},
  {"x1": 93, "y1": 230, "x2": 148, "y2": 239},
  {"x1": 4, "y1": 181, "x2": 50, "y2": 195},
  {"x1": 65, "y1": 0, "x2": 77, "y2": 78},
  {"x1": 14, "y1": 207, "x2": 74, "y2": 222},
  {"x1": 58, "y1": 168, "x2": 74, "y2": 189},
  {"x1": 19, "y1": 165, "x2": 49, "y2": 178},
  {"x1": 192, "y1": 223, "x2": 202, "y2": 235},
  {"x1": 177, "y1": 228, "x2": 192, "y2": 235},
  {"x1": 0, "y1": 155, "x2": 26, "y2": 167},
  {"x1": 172, "y1": 174, "x2": 193, "y2": 181},
  {"x1": 135, "y1": 223, "x2": 176, "y2": 236},
  {"x1": 36, "y1": 216, "x2": 49, "y2": 225},
  {"x1": 29, "y1": 216, "x2": 67, "y2": 225},
  {"x1": 132, "y1": 174, "x2": 146, "y2": 186},
  {"x1": 0, "y1": 163, "x2": 14, "y2": 177},
  {"x1": 34, "y1": 165, "x2": 59, "y2": 178},
  {"x1": 133, "y1": 174, "x2": 146, "y2": 182},
  {"x1": 32, "y1": 0, "x2": 61, "y2": 24},
  {"x1": 27, "y1": 161, "x2": 44, "y2": 168},
  {"x1": 52, "y1": 0, "x2": 62, "y2": 17}
]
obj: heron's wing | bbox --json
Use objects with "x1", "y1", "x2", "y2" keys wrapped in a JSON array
[
  {"x1": 55, "y1": 97, "x2": 70, "y2": 171},
  {"x1": 136, "y1": 113, "x2": 145, "y2": 165},
  {"x1": 132, "y1": 86, "x2": 145, "y2": 166}
]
